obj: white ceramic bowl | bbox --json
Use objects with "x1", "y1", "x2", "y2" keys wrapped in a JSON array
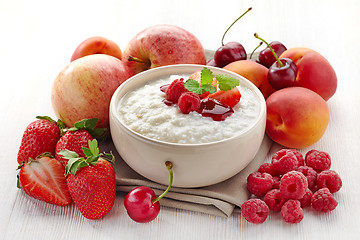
[{"x1": 109, "y1": 64, "x2": 266, "y2": 188}]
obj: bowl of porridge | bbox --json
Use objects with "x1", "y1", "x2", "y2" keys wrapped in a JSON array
[{"x1": 109, "y1": 64, "x2": 266, "y2": 188}]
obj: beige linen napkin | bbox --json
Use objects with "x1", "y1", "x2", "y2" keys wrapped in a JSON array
[{"x1": 100, "y1": 135, "x2": 273, "y2": 217}]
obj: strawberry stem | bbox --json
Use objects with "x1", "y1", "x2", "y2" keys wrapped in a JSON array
[
  {"x1": 152, "y1": 161, "x2": 173, "y2": 204},
  {"x1": 254, "y1": 33, "x2": 284, "y2": 67},
  {"x1": 221, "y1": 7, "x2": 252, "y2": 46}
]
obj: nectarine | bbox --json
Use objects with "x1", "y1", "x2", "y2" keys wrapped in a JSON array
[
  {"x1": 279, "y1": 48, "x2": 337, "y2": 101},
  {"x1": 223, "y1": 60, "x2": 276, "y2": 99},
  {"x1": 71, "y1": 36, "x2": 122, "y2": 62},
  {"x1": 266, "y1": 87, "x2": 330, "y2": 148}
]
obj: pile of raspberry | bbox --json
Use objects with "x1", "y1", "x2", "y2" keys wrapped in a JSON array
[{"x1": 241, "y1": 149, "x2": 342, "y2": 224}]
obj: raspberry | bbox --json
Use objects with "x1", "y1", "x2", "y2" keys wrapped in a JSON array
[
  {"x1": 165, "y1": 78, "x2": 188, "y2": 103},
  {"x1": 264, "y1": 189, "x2": 287, "y2": 212},
  {"x1": 258, "y1": 163, "x2": 275, "y2": 176},
  {"x1": 312, "y1": 188, "x2": 338, "y2": 213},
  {"x1": 280, "y1": 171, "x2": 308, "y2": 199},
  {"x1": 297, "y1": 166, "x2": 318, "y2": 192},
  {"x1": 178, "y1": 92, "x2": 201, "y2": 114},
  {"x1": 305, "y1": 150, "x2": 331, "y2": 173},
  {"x1": 247, "y1": 172, "x2": 274, "y2": 197},
  {"x1": 271, "y1": 149, "x2": 298, "y2": 175},
  {"x1": 299, "y1": 188, "x2": 313, "y2": 208},
  {"x1": 281, "y1": 200, "x2": 304, "y2": 224},
  {"x1": 241, "y1": 199, "x2": 269, "y2": 224},
  {"x1": 288, "y1": 149, "x2": 305, "y2": 167},
  {"x1": 317, "y1": 170, "x2": 342, "y2": 193},
  {"x1": 272, "y1": 176, "x2": 281, "y2": 189}
]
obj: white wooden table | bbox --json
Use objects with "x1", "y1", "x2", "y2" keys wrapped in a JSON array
[{"x1": 1, "y1": 0, "x2": 359, "y2": 239}]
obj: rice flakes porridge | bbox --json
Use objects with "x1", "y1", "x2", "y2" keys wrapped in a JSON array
[{"x1": 118, "y1": 74, "x2": 260, "y2": 144}]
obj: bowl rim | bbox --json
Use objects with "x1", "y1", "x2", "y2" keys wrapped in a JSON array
[{"x1": 110, "y1": 64, "x2": 266, "y2": 148}]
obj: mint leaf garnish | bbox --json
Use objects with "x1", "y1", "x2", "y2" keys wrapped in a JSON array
[
  {"x1": 202, "y1": 85, "x2": 217, "y2": 94},
  {"x1": 184, "y1": 79, "x2": 205, "y2": 94},
  {"x1": 200, "y1": 67, "x2": 214, "y2": 86},
  {"x1": 216, "y1": 74, "x2": 240, "y2": 91}
]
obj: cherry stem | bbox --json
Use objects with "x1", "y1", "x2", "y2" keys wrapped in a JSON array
[
  {"x1": 254, "y1": 33, "x2": 284, "y2": 67},
  {"x1": 128, "y1": 55, "x2": 145, "y2": 63},
  {"x1": 249, "y1": 41, "x2": 263, "y2": 59},
  {"x1": 221, "y1": 7, "x2": 252, "y2": 46},
  {"x1": 152, "y1": 161, "x2": 173, "y2": 204}
]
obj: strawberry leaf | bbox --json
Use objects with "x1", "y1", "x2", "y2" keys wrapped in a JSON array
[
  {"x1": 200, "y1": 67, "x2": 214, "y2": 86},
  {"x1": 216, "y1": 74, "x2": 240, "y2": 91},
  {"x1": 184, "y1": 79, "x2": 205, "y2": 94}
]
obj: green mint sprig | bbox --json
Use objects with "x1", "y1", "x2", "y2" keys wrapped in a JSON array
[{"x1": 184, "y1": 67, "x2": 240, "y2": 94}]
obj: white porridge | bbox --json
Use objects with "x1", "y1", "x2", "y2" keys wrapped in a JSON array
[{"x1": 118, "y1": 74, "x2": 261, "y2": 144}]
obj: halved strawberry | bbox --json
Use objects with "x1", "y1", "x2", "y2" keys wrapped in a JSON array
[
  {"x1": 17, "y1": 155, "x2": 72, "y2": 206},
  {"x1": 206, "y1": 87, "x2": 241, "y2": 108}
]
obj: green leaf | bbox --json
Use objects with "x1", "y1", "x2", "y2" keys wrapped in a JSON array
[
  {"x1": 65, "y1": 157, "x2": 82, "y2": 175},
  {"x1": 216, "y1": 74, "x2": 240, "y2": 91},
  {"x1": 101, "y1": 152, "x2": 115, "y2": 164},
  {"x1": 88, "y1": 139, "x2": 99, "y2": 156},
  {"x1": 58, "y1": 150, "x2": 79, "y2": 160},
  {"x1": 184, "y1": 79, "x2": 205, "y2": 94},
  {"x1": 70, "y1": 160, "x2": 89, "y2": 176},
  {"x1": 202, "y1": 85, "x2": 217, "y2": 94},
  {"x1": 82, "y1": 147, "x2": 92, "y2": 158},
  {"x1": 87, "y1": 156, "x2": 100, "y2": 166},
  {"x1": 200, "y1": 67, "x2": 214, "y2": 86},
  {"x1": 36, "y1": 116, "x2": 56, "y2": 123}
]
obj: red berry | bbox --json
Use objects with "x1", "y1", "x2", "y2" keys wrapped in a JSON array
[
  {"x1": 280, "y1": 171, "x2": 308, "y2": 200},
  {"x1": 247, "y1": 172, "x2": 274, "y2": 197},
  {"x1": 271, "y1": 149, "x2": 298, "y2": 176},
  {"x1": 165, "y1": 78, "x2": 188, "y2": 103},
  {"x1": 258, "y1": 162, "x2": 275, "y2": 176},
  {"x1": 312, "y1": 188, "x2": 338, "y2": 213},
  {"x1": 178, "y1": 92, "x2": 201, "y2": 114},
  {"x1": 297, "y1": 166, "x2": 318, "y2": 192},
  {"x1": 241, "y1": 199, "x2": 269, "y2": 224},
  {"x1": 281, "y1": 200, "x2": 304, "y2": 224},
  {"x1": 272, "y1": 176, "x2": 281, "y2": 189},
  {"x1": 258, "y1": 41, "x2": 287, "y2": 68},
  {"x1": 305, "y1": 150, "x2": 331, "y2": 173},
  {"x1": 18, "y1": 155, "x2": 71, "y2": 206},
  {"x1": 299, "y1": 188, "x2": 313, "y2": 208},
  {"x1": 17, "y1": 117, "x2": 61, "y2": 164},
  {"x1": 55, "y1": 129, "x2": 94, "y2": 167},
  {"x1": 264, "y1": 189, "x2": 287, "y2": 212},
  {"x1": 288, "y1": 149, "x2": 305, "y2": 167},
  {"x1": 317, "y1": 170, "x2": 342, "y2": 193},
  {"x1": 206, "y1": 87, "x2": 241, "y2": 108}
]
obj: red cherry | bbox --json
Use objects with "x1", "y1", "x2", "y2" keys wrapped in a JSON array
[
  {"x1": 258, "y1": 41, "x2": 287, "y2": 68},
  {"x1": 213, "y1": 7, "x2": 252, "y2": 67},
  {"x1": 254, "y1": 33, "x2": 297, "y2": 90},
  {"x1": 268, "y1": 58, "x2": 297, "y2": 89},
  {"x1": 214, "y1": 42, "x2": 246, "y2": 67},
  {"x1": 124, "y1": 161, "x2": 173, "y2": 223},
  {"x1": 206, "y1": 58, "x2": 218, "y2": 67},
  {"x1": 124, "y1": 186, "x2": 160, "y2": 223}
]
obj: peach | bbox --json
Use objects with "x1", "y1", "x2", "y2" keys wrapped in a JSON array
[
  {"x1": 70, "y1": 36, "x2": 122, "y2": 62},
  {"x1": 279, "y1": 47, "x2": 337, "y2": 101},
  {"x1": 223, "y1": 60, "x2": 276, "y2": 99},
  {"x1": 266, "y1": 87, "x2": 330, "y2": 148}
]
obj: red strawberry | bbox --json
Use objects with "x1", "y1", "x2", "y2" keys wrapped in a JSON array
[
  {"x1": 17, "y1": 116, "x2": 64, "y2": 165},
  {"x1": 206, "y1": 87, "x2": 241, "y2": 108},
  {"x1": 59, "y1": 139, "x2": 116, "y2": 220},
  {"x1": 55, "y1": 118, "x2": 106, "y2": 167},
  {"x1": 17, "y1": 154, "x2": 72, "y2": 206}
]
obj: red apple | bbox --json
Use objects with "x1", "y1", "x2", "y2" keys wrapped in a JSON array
[
  {"x1": 122, "y1": 24, "x2": 207, "y2": 75},
  {"x1": 51, "y1": 54, "x2": 132, "y2": 128},
  {"x1": 279, "y1": 48, "x2": 337, "y2": 101},
  {"x1": 70, "y1": 36, "x2": 122, "y2": 62},
  {"x1": 266, "y1": 87, "x2": 330, "y2": 148}
]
